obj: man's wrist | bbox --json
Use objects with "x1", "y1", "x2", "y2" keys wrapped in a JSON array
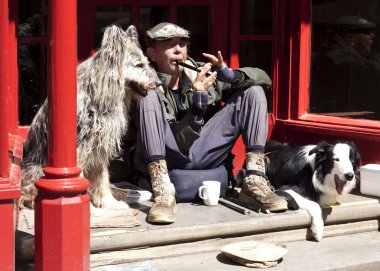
[
  {"x1": 214, "y1": 65, "x2": 235, "y2": 83},
  {"x1": 215, "y1": 63, "x2": 227, "y2": 70}
]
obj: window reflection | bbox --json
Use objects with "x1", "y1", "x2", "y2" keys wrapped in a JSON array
[
  {"x1": 139, "y1": 6, "x2": 171, "y2": 51},
  {"x1": 240, "y1": 0, "x2": 272, "y2": 35},
  {"x1": 95, "y1": 6, "x2": 132, "y2": 49},
  {"x1": 139, "y1": 6, "x2": 171, "y2": 33},
  {"x1": 239, "y1": 40, "x2": 272, "y2": 76},
  {"x1": 18, "y1": 0, "x2": 47, "y2": 38},
  {"x1": 310, "y1": 0, "x2": 380, "y2": 120},
  {"x1": 18, "y1": 42, "x2": 47, "y2": 125},
  {"x1": 178, "y1": 6, "x2": 210, "y2": 61},
  {"x1": 238, "y1": 1, "x2": 273, "y2": 112},
  {"x1": 239, "y1": 40, "x2": 273, "y2": 112},
  {"x1": 18, "y1": 0, "x2": 48, "y2": 125},
  {"x1": 94, "y1": 6, "x2": 172, "y2": 51}
]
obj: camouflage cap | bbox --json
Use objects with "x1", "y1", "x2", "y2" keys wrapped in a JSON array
[
  {"x1": 146, "y1": 22, "x2": 190, "y2": 40},
  {"x1": 335, "y1": 16, "x2": 376, "y2": 32}
]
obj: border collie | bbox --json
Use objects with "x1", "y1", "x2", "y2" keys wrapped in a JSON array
[{"x1": 238, "y1": 140, "x2": 360, "y2": 241}]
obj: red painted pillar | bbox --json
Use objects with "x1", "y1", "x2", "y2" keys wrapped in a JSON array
[
  {"x1": 8, "y1": 0, "x2": 18, "y2": 135},
  {"x1": 34, "y1": 0, "x2": 90, "y2": 270},
  {"x1": 0, "y1": 0, "x2": 20, "y2": 270},
  {"x1": 0, "y1": 0, "x2": 10, "y2": 178}
]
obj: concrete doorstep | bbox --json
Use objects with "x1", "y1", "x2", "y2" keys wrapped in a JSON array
[
  {"x1": 89, "y1": 192, "x2": 380, "y2": 270},
  {"x1": 88, "y1": 193, "x2": 380, "y2": 251},
  {"x1": 16, "y1": 192, "x2": 380, "y2": 270}
]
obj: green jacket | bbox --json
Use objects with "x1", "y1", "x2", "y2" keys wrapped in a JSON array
[{"x1": 155, "y1": 58, "x2": 271, "y2": 153}]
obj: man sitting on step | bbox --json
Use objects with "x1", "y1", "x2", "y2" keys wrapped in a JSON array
[{"x1": 131, "y1": 22, "x2": 287, "y2": 224}]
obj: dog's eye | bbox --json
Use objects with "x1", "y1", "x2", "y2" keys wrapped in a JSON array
[{"x1": 334, "y1": 158, "x2": 340, "y2": 162}]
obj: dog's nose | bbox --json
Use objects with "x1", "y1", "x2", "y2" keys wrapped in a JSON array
[{"x1": 345, "y1": 173, "x2": 354, "y2": 181}]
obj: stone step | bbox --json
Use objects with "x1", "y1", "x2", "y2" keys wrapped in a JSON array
[{"x1": 90, "y1": 193, "x2": 380, "y2": 253}]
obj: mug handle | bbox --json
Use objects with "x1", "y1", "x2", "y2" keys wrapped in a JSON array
[{"x1": 198, "y1": 185, "x2": 207, "y2": 200}]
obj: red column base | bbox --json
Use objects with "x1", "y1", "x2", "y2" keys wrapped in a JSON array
[
  {"x1": 34, "y1": 170, "x2": 90, "y2": 271},
  {"x1": 0, "y1": 199, "x2": 17, "y2": 271},
  {"x1": 0, "y1": 178, "x2": 20, "y2": 270}
]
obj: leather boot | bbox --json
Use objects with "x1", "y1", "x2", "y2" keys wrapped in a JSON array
[
  {"x1": 239, "y1": 152, "x2": 287, "y2": 213},
  {"x1": 147, "y1": 160, "x2": 177, "y2": 223}
]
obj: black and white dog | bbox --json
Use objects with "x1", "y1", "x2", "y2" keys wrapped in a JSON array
[{"x1": 238, "y1": 140, "x2": 360, "y2": 241}]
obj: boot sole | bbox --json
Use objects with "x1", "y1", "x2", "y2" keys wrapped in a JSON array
[
  {"x1": 238, "y1": 191, "x2": 288, "y2": 213},
  {"x1": 147, "y1": 214, "x2": 175, "y2": 224}
]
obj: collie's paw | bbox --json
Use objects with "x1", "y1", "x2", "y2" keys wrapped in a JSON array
[{"x1": 311, "y1": 219, "x2": 324, "y2": 242}]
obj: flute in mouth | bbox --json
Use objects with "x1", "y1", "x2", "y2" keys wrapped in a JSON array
[{"x1": 176, "y1": 60, "x2": 212, "y2": 76}]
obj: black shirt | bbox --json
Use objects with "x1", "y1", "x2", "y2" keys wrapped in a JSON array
[{"x1": 169, "y1": 87, "x2": 187, "y2": 121}]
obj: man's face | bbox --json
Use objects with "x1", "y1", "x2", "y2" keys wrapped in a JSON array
[
  {"x1": 349, "y1": 30, "x2": 375, "y2": 55},
  {"x1": 147, "y1": 37, "x2": 189, "y2": 76}
]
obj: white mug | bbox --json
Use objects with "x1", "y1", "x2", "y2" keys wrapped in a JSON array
[{"x1": 198, "y1": 180, "x2": 221, "y2": 206}]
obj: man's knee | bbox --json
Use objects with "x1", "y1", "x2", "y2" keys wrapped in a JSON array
[
  {"x1": 138, "y1": 90, "x2": 161, "y2": 111},
  {"x1": 244, "y1": 85, "x2": 267, "y2": 104}
]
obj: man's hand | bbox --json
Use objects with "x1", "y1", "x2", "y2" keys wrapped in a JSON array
[
  {"x1": 202, "y1": 51, "x2": 225, "y2": 69},
  {"x1": 192, "y1": 63, "x2": 217, "y2": 92}
]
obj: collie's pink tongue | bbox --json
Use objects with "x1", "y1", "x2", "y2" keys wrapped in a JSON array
[{"x1": 335, "y1": 175, "x2": 346, "y2": 194}]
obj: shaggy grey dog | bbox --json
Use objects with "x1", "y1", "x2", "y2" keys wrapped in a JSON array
[{"x1": 21, "y1": 25, "x2": 159, "y2": 209}]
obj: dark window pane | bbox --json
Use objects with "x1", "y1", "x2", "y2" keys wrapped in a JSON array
[
  {"x1": 239, "y1": 40, "x2": 272, "y2": 76},
  {"x1": 18, "y1": 0, "x2": 48, "y2": 38},
  {"x1": 239, "y1": 40, "x2": 273, "y2": 111},
  {"x1": 17, "y1": 0, "x2": 48, "y2": 125},
  {"x1": 139, "y1": 6, "x2": 171, "y2": 50},
  {"x1": 178, "y1": 6, "x2": 210, "y2": 61},
  {"x1": 310, "y1": 0, "x2": 380, "y2": 120},
  {"x1": 139, "y1": 6, "x2": 171, "y2": 33},
  {"x1": 240, "y1": 0, "x2": 272, "y2": 35},
  {"x1": 18, "y1": 43, "x2": 47, "y2": 125},
  {"x1": 95, "y1": 6, "x2": 132, "y2": 48}
]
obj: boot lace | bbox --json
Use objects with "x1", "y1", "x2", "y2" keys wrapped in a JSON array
[
  {"x1": 256, "y1": 153, "x2": 270, "y2": 171},
  {"x1": 150, "y1": 163, "x2": 170, "y2": 204},
  {"x1": 265, "y1": 179, "x2": 275, "y2": 192},
  {"x1": 261, "y1": 154, "x2": 274, "y2": 192}
]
